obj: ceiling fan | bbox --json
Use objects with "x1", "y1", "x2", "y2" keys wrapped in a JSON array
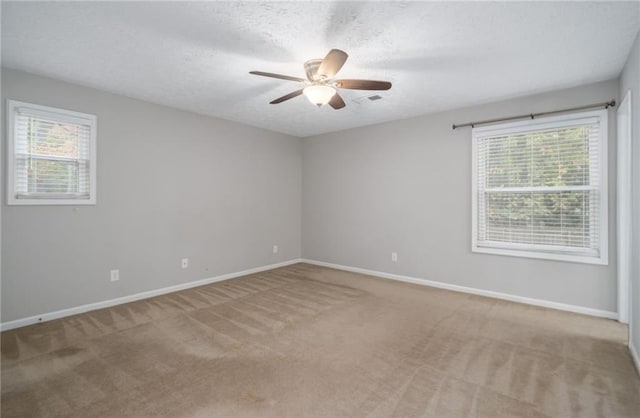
[{"x1": 250, "y1": 49, "x2": 392, "y2": 109}]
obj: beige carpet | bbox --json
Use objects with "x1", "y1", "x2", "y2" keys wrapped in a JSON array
[{"x1": 1, "y1": 263, "x2": 639, "y2": 417}]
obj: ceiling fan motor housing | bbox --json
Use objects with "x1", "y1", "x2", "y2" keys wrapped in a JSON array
[{"x1": 304, "y1": 59, "x2": 324, "y2": 81}]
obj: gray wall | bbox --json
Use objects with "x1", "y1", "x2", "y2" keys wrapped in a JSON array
[
  {"x1": 620, "y1": 31, "x2": 640, "y2": 358},
  {"x1": 303, "y1": 80, "x2": 619, "y2": 313},
  {"x1": 1, "y1": 68, "x2": 625, "y2": 323},
  {"x1": 1, "y1": 69, "x2": 302, "y2": 322}
]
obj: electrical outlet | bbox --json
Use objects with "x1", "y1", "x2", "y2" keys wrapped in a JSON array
[
  {"x1": 391, "y1": 252, "x2": 398, "y2": 262},
  {"x1": 110, "y1": 269, "x2": 119, "y2": 282},
  {"x1": 181, "y1": 258, "x2": 189, "y2": 269},
  {"x1": 273, "y1": 245, "x2": 278, "y2": 254}
]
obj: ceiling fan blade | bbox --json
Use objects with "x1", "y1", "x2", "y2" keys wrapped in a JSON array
[
  {"x1": 250, "y1": 71, "x2": 306, "y2": 83},
  {"x1": 334, "y1": 79, "x2": 392, "y2": 90},
  {"x1": 270, "y1": 89, "x2": 304, "y2": 104},
  {"x1": 328, "y1": 93, "x2": 346, "y2": 110},
  {"x1": 317, "y1": 49, "x2": 349, "y2": 79}
]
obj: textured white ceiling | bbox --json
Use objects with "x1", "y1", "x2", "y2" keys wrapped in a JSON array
[{"x1": 2, "y1": 1, "x2": 639, "y2": 137}]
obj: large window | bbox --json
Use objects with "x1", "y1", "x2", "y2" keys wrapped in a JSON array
[
  {"x1": 7, "y1": 100, "x2": 97, "y2": 205},
  {"x1": 472, "y1": 109, "x2": 608, "y2": 264}
]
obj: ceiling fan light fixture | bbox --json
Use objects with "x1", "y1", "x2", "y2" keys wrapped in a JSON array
[{"x1": 303, "y1": 85, "x2": 336, "y2": 106}]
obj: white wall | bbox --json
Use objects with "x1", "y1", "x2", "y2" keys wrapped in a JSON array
[
  {"x1": 302, "y1": 79, "x2": 619, "y2": 314},
  {"x1": 1, "y1": 69, "x2": 302, "y2": 323},
  {"x1": 620, "y1": 31, "x2": 640, "y2": 365}
]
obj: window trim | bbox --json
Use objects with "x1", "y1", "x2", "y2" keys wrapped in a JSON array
[
  {"x1": 471, "y1": 109, "x2": 608, "y2": 265},
  {"x1": 6, "y1": 100, "x2": 97, "y2": 205}
]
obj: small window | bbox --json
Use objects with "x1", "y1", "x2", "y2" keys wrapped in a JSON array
[
  {"x1": 472, "y1": 109, "x2": 608, "y2": 264},
  {"x1": 7, "y1": 100, "x2": 97, "y2": 205}
]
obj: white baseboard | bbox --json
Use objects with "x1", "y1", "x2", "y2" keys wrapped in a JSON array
[
  {"x1": 630, "y1": 340, "x2": 640, "y2": 376},
  {"x1": 2, "y1": 257, "x2": 619, "y2": 331},
  {"x1": 1, "y1": 259, "x2": 303, "y2": 332},
  {"x1": 301, "y1": 259, "x2": 618, "y2": 320}
]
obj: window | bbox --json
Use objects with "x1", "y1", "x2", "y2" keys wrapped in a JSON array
[
  {"x1": 7, "y1": 100, "x2": 97, "y2": 205},
  {"x1": 472, "y1": 109, "x2": 608, "y2": 264}
]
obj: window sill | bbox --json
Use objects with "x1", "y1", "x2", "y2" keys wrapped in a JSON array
[
  {"x1": 7, "y1": 197, "x2": 96, "y2": 206},
  {"x1": 472, "y1": 245, "x2": 608, "y2": 265}
]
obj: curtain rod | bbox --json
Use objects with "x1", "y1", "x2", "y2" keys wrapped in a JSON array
[{"x1": 452, "y1": 99, "x2": 616, "y2": 130}]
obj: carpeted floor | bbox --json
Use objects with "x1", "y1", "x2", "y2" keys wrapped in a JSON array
[{"x1": 1, "y1": 263, "x2": 639, "y2": 417}]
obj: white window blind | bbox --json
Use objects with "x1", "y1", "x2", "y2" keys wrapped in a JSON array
[
  {"x1": 8, "y1": 100, "x2": 97, "y2": 205},
  {"x1": 472, "y1": 110, "x2": 608, "y2": 264}
]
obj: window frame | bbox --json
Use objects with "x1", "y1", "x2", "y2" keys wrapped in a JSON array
[
  {"x1": 471, "y1": 109, "x2": 608, "y2": 265},
  {"x1": 6, "y1": 99, "x2": 97, "y2": 205}
]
